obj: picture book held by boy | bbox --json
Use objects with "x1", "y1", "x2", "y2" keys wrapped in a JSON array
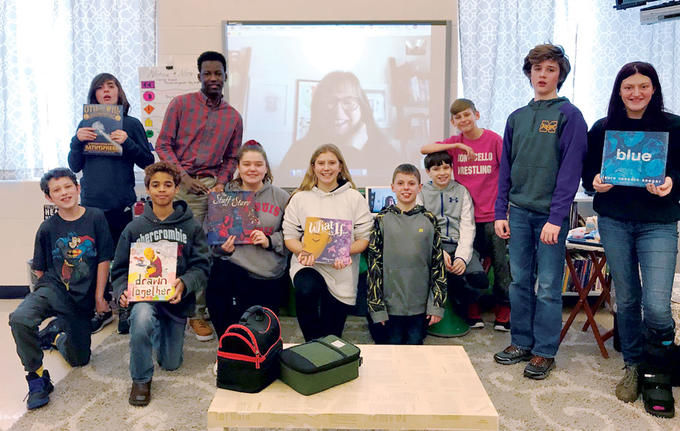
[
  {"x1": 81, "y1": 104, "x2": 124, "y2": 156},
  {"x1": 127, "y1": 240, "x2": 177, "y2": 302},
  {"x1": 204, "y1": 191, "x2": 260, "y2": 245},
  {"x1": 600, "y1": 130, "x2": 668, "y2": 187},
  {"x1": 302, "y1": 217, "x2": 353, "y2": 265}
]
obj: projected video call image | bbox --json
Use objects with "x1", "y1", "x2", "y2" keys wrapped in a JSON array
[{"x1": 224, "y1": 22, "x2": 449, "y2": 187}]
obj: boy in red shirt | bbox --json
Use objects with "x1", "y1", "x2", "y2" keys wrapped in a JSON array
[{"x1": 421, "y1": 99, "x2": 510, "y2": 331}]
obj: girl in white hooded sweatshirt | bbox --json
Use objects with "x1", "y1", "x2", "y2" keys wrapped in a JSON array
[{"x1": 283, "y1": 144, "x2": 372, "y2": 341}]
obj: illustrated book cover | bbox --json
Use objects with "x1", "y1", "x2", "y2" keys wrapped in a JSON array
[
  {"x1": 600, "y1": 130, "x2": 668, "y2": 187},
  {"x1": 302, "y1": 217, "x2": 353, "y2": 265},
  {"x1": 82, "y1": 104, "x2": 124, "y2": 156},
  {"x1": 127, "y1": 240, "x2": 177, "y2": 302},
  {"x1": 204, "y1": 191, "x2": 260, "y2": 245}
]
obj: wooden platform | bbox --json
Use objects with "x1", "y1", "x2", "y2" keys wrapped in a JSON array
[{"x1": 208, "y1": 344, "x2": 498, "y2": 430}]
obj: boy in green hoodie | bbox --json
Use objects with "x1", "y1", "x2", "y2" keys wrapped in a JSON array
[{"x1": 112, "y1": 161, "x2": 210, "y2": 406}]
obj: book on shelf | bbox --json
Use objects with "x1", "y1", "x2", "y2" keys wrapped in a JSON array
[
  {"x1": 127, "y1": 240, "x2": 177, "y2": 302},
  {"x1": 562, "y1": 254, "x2": 606, "y2": 295},
  {"x1": 600, "y1": 130, "x2": 668, "y2": 187},
  {"x1": 81, "y1": 104, "x2": 124, "y2": 156},
  {"x1": 204, "y1": 191, "x2": 260, "y2": 245},
  {"x1": 302, "y1": 217, "x2": 353, "y2": 265}
]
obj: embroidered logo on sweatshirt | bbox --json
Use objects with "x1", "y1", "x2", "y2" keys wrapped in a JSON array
[{"x1": 539, "y1": 120, "x2": 558, "y2": 134}]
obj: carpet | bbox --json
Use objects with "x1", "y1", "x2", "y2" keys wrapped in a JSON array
[{"x1": 8, "y1": 313, "x2": 680, "y2": 431}]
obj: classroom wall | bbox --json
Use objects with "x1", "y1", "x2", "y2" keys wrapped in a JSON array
[{"x1": 157, "y1": 0, "x2": 459, "y2": 67}]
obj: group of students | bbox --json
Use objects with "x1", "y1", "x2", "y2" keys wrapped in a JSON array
[{"x1": 8, "y1": 44, "x2": 680, "y2": 419}]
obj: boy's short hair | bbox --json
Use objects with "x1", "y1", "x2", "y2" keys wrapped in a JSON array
[
  {"x1": 450, "y1": 98, "x2": 477, "y2": 116},
  {"x1": 197, "y1": 51, "x2": 227, "y2": 73},
  {"x1": 522, "y1": 44, "x2": 571, "y2": 90},
  {"x1": 144, "y1": 161, "x2": 182, "y2": 188},
  {"x1": 40, "y1": 168, "x2": 77, "y2": 196},
  {"x1": 392, "y1": 163, "x2": 421, "y2": 184},
  {"x1": 423, "y1": 151, "x2": 453, "y2": 170}
]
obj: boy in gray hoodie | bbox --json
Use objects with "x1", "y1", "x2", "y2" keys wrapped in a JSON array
[
  {"x1": 367, "y1": 164, "x2": 447, "y2": 344},
  {"x1": 420, "y1": 152, "x2": 489, "y2": 330},
  {"x1": 112, "y1": 161, "x2": 210, "y2": 406}
]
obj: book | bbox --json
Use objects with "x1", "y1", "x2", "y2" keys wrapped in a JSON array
[
  {"x1": 302, "y1": 217, "x2": 353, "y2": 265},
  {"x1": 600, "y1": 130, "x2": 668, "y2": 187},
  {"x1": 204, "y1": 191, "x2": 260, "y2": 245},
  {"x1": 81, "y1": 104, "x2": 124, "y2": 156},
  {"x1": 127, "y1": 241, "x2": 178, "y2": 302}
]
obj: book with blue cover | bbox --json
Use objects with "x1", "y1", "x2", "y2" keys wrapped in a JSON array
[
  {"x1": 204, "y1": 191, "x2": 260, "y2": 245},
  {"x1": 600, "y1": 130, "x2": 668, "y2": 187},
  {"x1": 82, "y1": 104, "x2": 124, "y2": 156}
]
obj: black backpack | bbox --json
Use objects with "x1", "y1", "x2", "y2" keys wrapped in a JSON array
[{"x1": 216, "y1": 305, "x2": 283, "y2": 393}]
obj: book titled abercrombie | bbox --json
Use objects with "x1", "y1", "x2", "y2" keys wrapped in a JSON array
[
  {"x1": 302, "y1": 217, "x2": 353, "y2": 265},
  {"x1": 600, "y1": 130, "x2": 668, "y2": 187},
  {"x1": 82, "y1": 104, "x2": 123, "y2": 156},
  {"x1": 127, "y1": 241, "x2": 177, "y2": 302},
  {"x1": 204, "y1": 191, "x2": 260, "y2": 245}
]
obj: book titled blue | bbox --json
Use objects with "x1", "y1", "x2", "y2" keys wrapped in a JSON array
[{"x1": 600, "y1": 130, "x2": 668, "y2": 187}]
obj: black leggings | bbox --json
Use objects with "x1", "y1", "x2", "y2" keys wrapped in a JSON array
[
  {"x1": 206, "y1": 259, "x2": 284, "y2": 339},
  {"x1": 293, "y1": 268, "x2": 351, "y2": 341}
]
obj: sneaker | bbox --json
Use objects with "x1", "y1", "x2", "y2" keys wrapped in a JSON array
[
  {"x1": 467, "y1": 303, "x2": 485, "y2": 329},
  {"x1": 117, "y1": 307, "x2": 130, "y2": 335},
  {"x1": 188, "y1": 318, "x2": 215, "y2": 341},
  {"x1": 493, "y1": 305, "x2": 511, "y2": 332},
  {"x1": 25, "y1": 370, "x2": 54, "y2": 410},
  {"x1": 524, "y1": 355, "x2": 556, "y2": 380},
  {"x1": 38, "y1": 319, "x2": 62, "y2": 350},
  {"x1": 616, "y1": 364, "x2": 639, "y2": 403},
  {"x1": 91, "y1": 310, "x2": 114, "y2": 334},
  {"x1": 494, "y1": 345, "x2": 532, "y2": 365}
]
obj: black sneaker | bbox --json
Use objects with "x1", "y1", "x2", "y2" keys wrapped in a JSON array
[
  {"x1": 494, "y1": 345, "x2": 532, "y2": 365},
  {"x1": 523, "y1": 355, "x2": 556, "y2": 380},
  {"x1": 91, "y1": 310, "x2": 114, "y2": 334},
  {"x1": 118, "y1": 307, "x2": 130, "y2": 334},
  {"x1": 38, "y1": 319, "x2": 62, "y2": 350},
  {"x1": 493, "y1": 320, "x2": 511, "y2": 332},
  {"x1": 25, "y1": 369, "x2": 54, "y2": 410}
]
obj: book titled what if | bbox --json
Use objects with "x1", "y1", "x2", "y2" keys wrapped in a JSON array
[{"x1": 302, "y1": 217, "x2": 353, "y2": 265}]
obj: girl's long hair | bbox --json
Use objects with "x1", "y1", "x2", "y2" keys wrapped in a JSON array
[
  {"x1": 294, "y1": 144, "x2": 356, "y2": 194},
  {"x1": 605, "y1": 61, "x2": 665, "y2": 129}
]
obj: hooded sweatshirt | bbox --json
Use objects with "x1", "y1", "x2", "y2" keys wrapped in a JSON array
[
  {"x1": 212, "y1": 182, "x2": 290, "y2": 279},
  {"x1": 282, "y1": 182, "x2": 372, "y2": 305},
  {"x1": 112, "y1": 200, "x2": 210, "y2": 320},
  {"x1": 495, "y1": 97, "x2": 587, "y2": 226},
  {"x1": 419, "y1": 180, "x2": 475, "y2": 264}
]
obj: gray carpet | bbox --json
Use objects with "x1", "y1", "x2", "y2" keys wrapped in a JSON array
[{"x1": 8, "y1": 314, "x2": 680, "y2": 431}]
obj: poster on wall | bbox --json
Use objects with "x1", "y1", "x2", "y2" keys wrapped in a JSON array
[{"x1": 138, "y1": 67, "x2": 200, "y2": 147}]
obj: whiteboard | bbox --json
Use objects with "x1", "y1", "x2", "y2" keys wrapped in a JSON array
[{"x1": 138, "y1": 67, "x2": 200, "y2": 146}]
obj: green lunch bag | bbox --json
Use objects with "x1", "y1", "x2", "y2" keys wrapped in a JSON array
[{"x1": 279, "y1": 335, "x2": 362, "y2": 395}]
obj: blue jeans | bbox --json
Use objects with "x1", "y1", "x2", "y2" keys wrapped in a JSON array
[
  {"x1": 598, "y1": 216, "x2": 677, "y2": 365},
  {"x1": 508, "y1": 206, "x2": 568, "y2": 358},
  {"x1": 384, "y1": 314, "x2": 427, "y2": 345},
  {"x1": 129, "y1": 302, "x2": 185, "y2": 383}
]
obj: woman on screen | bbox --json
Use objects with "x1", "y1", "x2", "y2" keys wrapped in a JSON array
[
  {"x1": 282, "y1": 144, "x2": 372, "y2": 341},
  {"x1": 280, "y1": 71, "x2": 399, "y2": 182},
  {"x1": 581, "y1": 61, "x2": 680, "y2": 418}
]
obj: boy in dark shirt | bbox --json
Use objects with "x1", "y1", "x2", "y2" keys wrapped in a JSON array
[
  {"x1": 367, "y1": 163, "x2": 447, "y2": 344},
  {"x1": 112, "y1": 161, "x2": 210, "y2": 406},
  {"x1": 9, "y1": 168, "x2": 114, "y2": 410}
]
